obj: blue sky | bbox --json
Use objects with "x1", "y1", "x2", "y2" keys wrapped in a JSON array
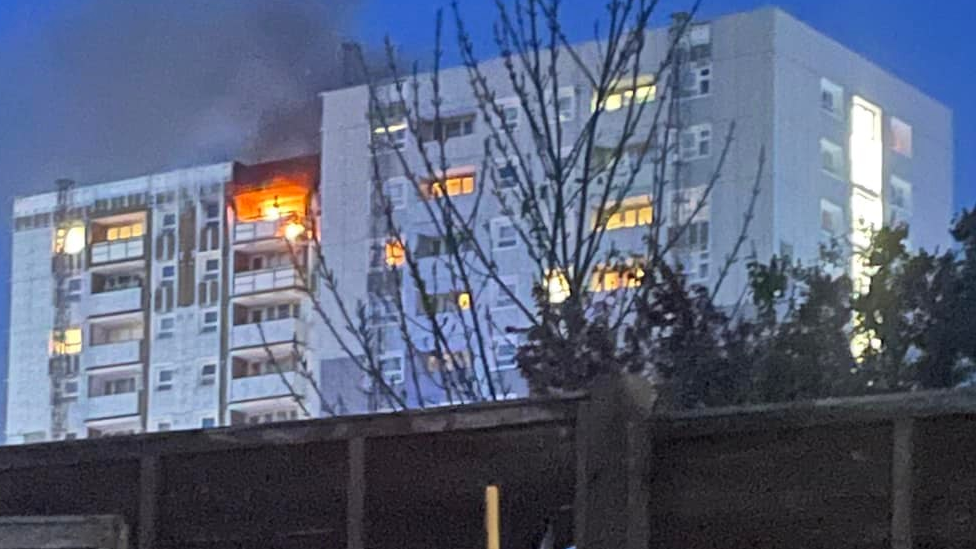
[{"x1": 0, "y1": 1, "x2": 973, "y2": 433}]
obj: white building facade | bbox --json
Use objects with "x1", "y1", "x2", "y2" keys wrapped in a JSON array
[
  {"x1": 316, "y1": 7, "x2": 953, "y2": 412},
  {"x1": 5, "y1": 156, "x2": 324, "y2": 444}
]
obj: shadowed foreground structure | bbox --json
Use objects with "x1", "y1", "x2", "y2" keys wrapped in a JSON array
[{"x1": 1, "y1": 380, "x2": 975, "y2": 548}]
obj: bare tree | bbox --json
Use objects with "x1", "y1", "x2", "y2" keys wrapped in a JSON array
[{"x1": 278, "y1": 0, "x2": 762, "y2": 413}]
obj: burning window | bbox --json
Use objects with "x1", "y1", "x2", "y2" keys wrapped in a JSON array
[
  {"x1": 596, "y1": 197, "x2": 653, "y2": 231},
  {"x1": 54, "y1": 225, "x2": 86, "y2": 254},
  {"x1": 51, "y1": 328, "x2": 83, "y2": 356},
  {"x1": 589, "y1": 261, "x2": 645, "y2": 292},
  {"x1": 385, "y1": 238, "x2": 406, "y2": 268}
]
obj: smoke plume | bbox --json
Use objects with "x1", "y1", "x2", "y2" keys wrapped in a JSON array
[{"x1": 0, "y1": 0, "x2": 360, "y2": 197}]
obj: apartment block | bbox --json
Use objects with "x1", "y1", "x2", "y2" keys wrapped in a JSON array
[
  {"x1": 317, "y1": 7, "x2": 952, "y2": 411},
  {"x1": 5, "y1": 156, "x2": 324, "y2": 443}
]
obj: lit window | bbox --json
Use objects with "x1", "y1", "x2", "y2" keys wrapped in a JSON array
[
  {"x1": 423, "y1": 172, "x2": 476, "y2": 199},
  {"x1": 820, "y1": 139, "x2": 845, "y2": 178},
  {"x1": 200, "y1": 363, "x2": 217, "y2": 386},
  {"x1": 373, "y1": 123, "x2": 407, "y2": 149},
  {"x1": 385, "y1": 238, "x2": 406, "y2": 268},
  {"x1": 456, "y1": 292, "x2": 472, "y2": 310},
  {"x1": 891, "y1": 117, "x2": 912, "y2": 157},
  {"x1": 597, "y1": 197, "x2": 653, "y2": 231},
  {"x1": 106, "y1": 222, "x2": 144, "y2": 242},
  {"x1": 379, "y1": 355, "x2": 405, "y2": 385},
  {"x1": 850, "y1": 96, "x2": 883, "y2": 194},
  {"x1": 492, "y1": 218, "x2": 518, "y2": 250},
  {"x1": 546, "y1": 270, "x2": 570, "y2": 304},
  {"x1": 51, "y1": 328, "x2": 82, "y2": 356},
  {"x1": 680, "y1": 124, "x2": 711, "y2": 160},
  {"x1": 55, "y1": 225, "x2": 86, "y2": 254},
  {"x1": 589, "y1": 262, "x2": 645, "y2": 292},
  {"x1": 820, "y1": 199, "x2": 844, "y2": 236},
  {"x1": 820, "y1": 78, "x2": 844, "y2": 117},
  {"x1": 594, "y1": 79, "x2": 656, "y2": 113},
  {"x1": 157, "y1": 369, "x2": 174, "y2": 392}
]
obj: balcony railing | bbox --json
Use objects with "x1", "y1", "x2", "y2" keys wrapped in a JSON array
[
  {"x1": 86, "y1": 391, "x2": 139, "y2": 420},
  {"x1": 234, "y1": 220, "x2": 282, "y2": 243},
  {"x1": 233, "y1": 266, "x2": 301, "y2": 295},
  {"x1": 231, "y1": 317, "x2": 305, "y2": 349},
  {"x1": 88, "y1": 287, "x2": 143, "y2": 317},
  {"x1": 91, "y1": 238, "x2": 144, "y2": 265},
  {"x1": 83, "y1": 339, "x2": 143, "y2": 369},
  {"x1": 230, "y1": 372, "x2": 300, "y2": 402}
]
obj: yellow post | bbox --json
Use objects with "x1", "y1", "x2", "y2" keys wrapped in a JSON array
[{"x1": 485, "y1": 484, "x2": 500, "y2": 549}]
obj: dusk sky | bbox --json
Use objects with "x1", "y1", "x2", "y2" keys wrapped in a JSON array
[{"x1": 0, "y1": 0, "x2": 973, "y2": 428}]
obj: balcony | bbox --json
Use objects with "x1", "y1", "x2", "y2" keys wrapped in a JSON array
[
  {"x1": 231, "y1": 317, "x2": 305, "y2": 349},
  {"x1": 235, "y1": 220, "x2": 282, "y2": 243},
  {"x1": 230, "y1": 372, "x2": 299, "y2": 403},
  {"x1": 88, "y1": 287, "x2": 143, "y2": 317},
  {"x1": 84, "y1": 339, "x2": 142, "y2": 369},
  {"x1": 91, "y1": 238, "x2": 144, "y2": 265},
  {"x1": 86, "y1": 391, "x2": 139, "y2": 420},
  {"x1": 233, "y1": 266, "x2": 301, "y2": 296}
]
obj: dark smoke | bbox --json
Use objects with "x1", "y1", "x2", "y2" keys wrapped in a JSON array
[{"x1": 0, "y1": 0, "x2": 360, "y2": 197}]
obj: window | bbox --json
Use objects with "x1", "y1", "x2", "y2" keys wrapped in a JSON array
[
  {"x1": 205, "y1": 203, "x2": 221, "y2": 219},
  {"x1": 205, "y1": 259, "x2": 220, "y2": 276},
  {"x1": 492, "y1": 218, "x2": 518, "y2": 250},
  {"x1": 680, "y1": 124, "x2": 711, "y2": 160},
  {"x1": 820, "y1": 199, "x2": 844, "y2": 236},
  {"x1": 51, "y1": 328, "x2": 83, "y2": 356},
  {"x1": 419, "y1": 291, "x2": 471, "y2": 315},
  {"x1": 424, "y1": 350, "x2": 471, "y2": 373},
  {"x1": 162, "y1": 265, "x2": 175, "y2": 279},
  {"x1": 589, "y1": 262, "x2": 645, "y2": 292},
  {"x1": 494, "y1": 276, "x2": 518, "y2": 309},
  {"x1": 687, "y1": 220, "x2": 709, "y2": 251},
  {"x1": 557, "y1": 90, "x2": 576, "y2": 122},
  {"x1": 442, "y1": 117, "x2": 474, "y2": 140},
  {"x1": 497, "y1": 162, "x2": 518, "y2": 190},
  {"x1": 62, "y1": 380, "x2": 79, "y2": 398},
  {"x1": 67, "y1": 278, "x2": 83, "y2": 302},
  {"x1": 682, "y1": 65, "x2": 711, "y2": 98},
  {"x1": 158, "y1": 316, "x2": 175, "y2": 339},
  {"x1": 596, "y1": 79, "x2": 656, "y2": 112},
  {"x1": 379, "y1": 355, "x2": 404, "y2": 385},
  {"x1": 494, "y1": 338, "x2": 518, "y2": 371},
  {"x1": 106, "y1": 222, "x2": 144, "y2": 241},
  {"x1": 99, "y1": 377, "x2": 136, "y2": 396},
  {"x1": 201, "y1": 417, "x2": 216, "y2": 429},
  {"x1": 201, "y1": 310, "x2": 219, "y2": 333},
  {"x1": 891, "y1": 117, "x2": 913, "y2": 157},
  {"x1": 456, "y1": 292, "x2": 472, "y2": 311},
  {"x1": 384, "y1": 179, "x2": 406, "y2": 210},
  {"x1": 850, "y1": 96, "x2": 883, "y2": 193},
  {"x1": 200, "y1": 363, "x2": 217, "y2": 386},
  {"x1": 162, "y1": 213, "x2": 176, "y2": 228},
  {"x1": 157, "y1": 369, "x2": 174, "y2": 392},
  {"x1": 157, "y1": 422, "x2": 172, "y2": 432},
  {"x1": 423, "y1": 172, "x2": 476, "y2": 199},
  {"x1": 55, "y1": 225, "x2": 86, "y2": 254},
  {"x1": 820, "y1": 139, "x2": 844, "y2": 178},
  {"x1": 501, "y1": 103, "x2": 519, "y2": 131},
  {"x1": 597, "y1": 197, "x2": 653, "y2": 231},
  {"x1": 820, "y1": 78, "x2": 844, "y2": 117},
  {"x1": 385, "y1": 238, "x2": 406, "y2": 268},
  {"x1": 373, "y1": 123, "x2": 407, "y2": 149},
  {"x1": 890, "y1": 176, "x2": 912, "y2": 212}
]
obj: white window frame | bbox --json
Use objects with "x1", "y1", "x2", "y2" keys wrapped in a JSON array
[
  {"x1": 158, "y1": 316, "x2": 175, "y2": 339},
  {"x1": 200, "y1": 363, "x2": 217, "y2": 386},
  {"x1": 384, "y1": 178, "x2": 407, "y2": 210},
  {"x1": 499, "y1": 99, "x2": 520, "y2": 131},
  {"x1": 62, "y1": 379, "x2": 79, "y2": 398},
  {"x1": 379, "y1": 353, "x2": 405, "y2": 386},
  {"x1": 157, "y1": 369, "x2": 174, "y2": 392},
  {"x1": 493, "y1": 275, "x2": 519, "y2": 310},
  {"x1": 493, "y1": 336, "x2": 519, "y2": 371},
  {"x1": 889, "y1": 175, "x2": 913, "y2": 216},
  {"x1": 491, "y1": 217, "x2": 518, "y2": 250},
  {"x1": 683, "y1": 64, "x2": 712, "y2": 98},
  {"x1": 201, "y1": 309, "x2": 219, "y2": 333},
  {"x1": 495, "y1": 158, "x2": 519, "y2": 190},
  {"x1": 557, "y1": 88, "x2": 576, "y2": 122},
  {"x1": 891, "y1": 117, "x2": 913, "y2": 158},
  {"x1": 680, "y1": 124, "x2": 712, "y2": 161},
  {"x1": 820, "y1": 78, "x2": 844, "y2": 118},
  {"x1": 820, "y1": 138, "x2": 845, "y2": 179}
]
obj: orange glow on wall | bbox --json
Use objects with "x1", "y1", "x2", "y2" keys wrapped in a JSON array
[
  {"x1": 233, "y1": 178, "x2": 310, "y2": 223},
  {"x1": 385, "y1": 239, "x2": 406, "y2": 267}
]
